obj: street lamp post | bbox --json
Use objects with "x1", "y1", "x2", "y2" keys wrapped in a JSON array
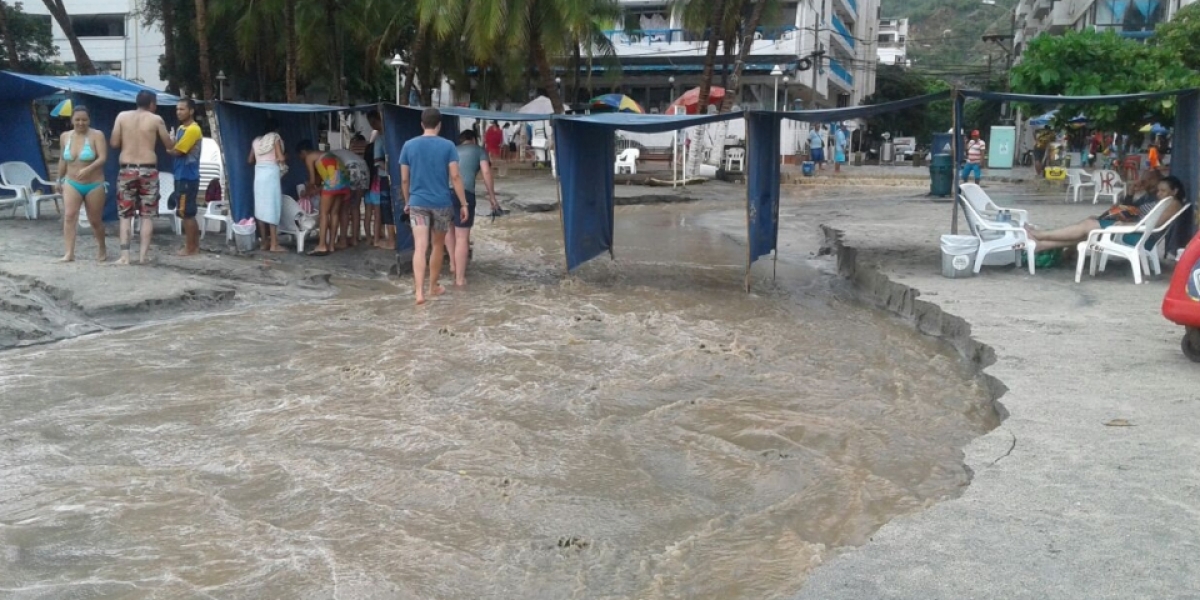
[
  {"x1": 447, "y1": 79, "x2": 454, "y2": 107},
  {"x1": 782, "y1": 75, "x2": 790, "y2": 111},
  {"x1": 555, "y1": 76, "x2": 562, "y2": 109},
  {"x1": 389, "y1": 54, "x2": 406, "y2": 105},
  {"x1": 216, "y1": 70, "x2": 227, "y2": 101},
  {"x1": 770, "y1": 64, "x2": 783, "y2": 111}
]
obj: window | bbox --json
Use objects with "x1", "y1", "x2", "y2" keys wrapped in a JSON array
[
  {"x1": 878, "y1": 34, "x2": 892, "y2": 43},
  {"x1": 836, "y1": 94, "x2": 850, "y2": 108},
  {"x1": 71, "y1": 14, "x2": 126, "y2": 38}
]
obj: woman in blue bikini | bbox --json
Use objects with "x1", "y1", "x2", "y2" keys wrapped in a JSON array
[{"x1": 54, "y1": 105, "x2": 109, "y2": 262}]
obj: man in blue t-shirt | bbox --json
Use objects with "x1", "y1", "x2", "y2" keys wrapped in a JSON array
[
  {"x1": 169, "y1": 97, "x2": 202, "y2": 256},
  {"x1": 399, "y1": 108, "x2": 469, "y2": 305}
]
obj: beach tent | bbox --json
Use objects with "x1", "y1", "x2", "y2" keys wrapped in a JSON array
[
  {"x1": 519, "y1": 96, "x2": 554, "y2": 114},
  {"x1": 0, "y1": 71, "x2": 182, "y2": 221},
  {"x1": 378, "y1": 103, "x2": 562, "y2": 255},
  {"x1": 957, "y1": 89, "x2": 1199, "y2": 253},
  {"x1": 550, "y1": 111, "x2": 743, "y2": 271},
  {"x1": 212, "y1": 101, "x2": 347, "y2": 223}
]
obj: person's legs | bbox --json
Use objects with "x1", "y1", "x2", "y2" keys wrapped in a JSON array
[
  {"x1": 137, "y1": 169, "x2": 159, "y2": 264},
  {"x1": 177, "y1": 179, "x2": 200, "y2": 256},
  {"x1": 444, "y1": 226, "x2": 457, "y2": 274},
  {"x1": 349, "y1": 190, "x2": 362, "y2": 245},
  {"x1": 59, "y1": 184, "x2": 85, "y2": 262},
  {"x1": 1026, "y1": 218, "x2": 1101, "y2": 243},
  {"x1": 430, "y1": 229, "x2": 447, "y2": 296},
  {"x1": 315, "y1": 192, "x2": 336, "y2": 253},
  {"x1": 115, "y1": 168, "x2": 138, "y2": 265},
  {"x1": 332, "y1": 194, "x2": 347, "y2": 250},
  {"x1": 452, "y1": 226, "x2": 470, "y2": 286},
  {"x1": 82, "y1": 184, "x2": 107, "y2": 261},
  {"x1": 410, "y1": 210, "x2": 430, "y2": 304},
  {"x1": 364, "y1": 202, "x2": 377, "y2": 245}
]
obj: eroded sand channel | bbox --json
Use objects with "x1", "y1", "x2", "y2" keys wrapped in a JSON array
[{"x1": 0, "y1": 201, "x2": 1000, "y2": 599}]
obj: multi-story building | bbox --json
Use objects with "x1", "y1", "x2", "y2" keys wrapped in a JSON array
[
  {"x1": 1015, "y1": 0, "x2": 1198, "y2": 57},
  {"x1": 23, "y1": 0, "x2": 167, "y2": 90},
  {"x1": 598, "y1": 0, "x2": 880, "y2": 113},
  {"x1": 876, "y1": 18, "x2": 908, "y2": 66}
]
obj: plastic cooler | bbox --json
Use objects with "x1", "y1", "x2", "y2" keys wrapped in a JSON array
[
  {"x1": 801, "y1": 162, "x2": 815, "y2": 177},
  {"x1": 1162, "y1": 232, "x2": 1200, "y2": 361}
]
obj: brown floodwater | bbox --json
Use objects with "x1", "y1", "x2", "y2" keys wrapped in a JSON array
[{"x1": 0, "y1": 201, "x2": 999, "y2": 599}]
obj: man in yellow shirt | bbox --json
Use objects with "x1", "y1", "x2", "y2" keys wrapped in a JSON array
[{"x1": 169, "y1": 98, "x2": 203, "y2": 256}]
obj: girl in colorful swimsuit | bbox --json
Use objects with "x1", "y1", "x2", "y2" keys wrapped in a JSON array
[
  {"x1": 298, "y1": 140, "x2": 349, "y2": 255},
  {"x1": 53, "y1": 105, "x2": 109, "y2": 262}
]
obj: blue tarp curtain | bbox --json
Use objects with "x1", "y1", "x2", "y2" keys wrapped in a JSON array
[
  {"x1": 551, "y1": 111, "x2": 744, "y2": 271},
  {"x1": 212, "y1": 101, "x2": 342, "y2": 223},
  {"x1": 746, "y1": 112, "x2": 781, "y2": 269},
  {"x1": 0, "y1": 72, "x2": 181, "y2": 220}
]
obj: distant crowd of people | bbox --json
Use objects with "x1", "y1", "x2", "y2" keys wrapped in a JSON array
[{"x1": 51, "y1": 94, "x2": 503, "y2": 302}]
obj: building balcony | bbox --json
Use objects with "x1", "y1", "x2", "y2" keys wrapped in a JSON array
[
  {"x1": 1047, "y1": 0, "x2": 1077, "y2": 32},
  {"x1": 828, "y1": 58, "x2": 853, "y2": 90},
  {"x1": 600, "y1": 26, "x2": 802, "y2": 59},
  {"x1": 1015, "y1": 0, "x2": 1033, "y2": 19},
  {"x1": 835, "y1": 0, "x2": 858, "y2": 24},
  {"x1": 831, "y1": 14, "x2": 856, "y2": 51},
  {"x1": 1032, "y1": 0, "x2": 1052, "y2": 19}
]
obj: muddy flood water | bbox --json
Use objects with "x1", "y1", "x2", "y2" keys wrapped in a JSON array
[{"x1": 0, "y1": 202, "x2": 1001, "y2": 599}]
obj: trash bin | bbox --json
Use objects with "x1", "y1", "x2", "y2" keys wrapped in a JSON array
[
  {"x1": 881, "y1": 141, "x2": 895, "y2": 163},
  {"x1": 931, "y1": 133, "x2": 954, "y2": 158},
  {"x1": 930, "y1": 153, "x2": 954, "y2": 197},
  {"x1": 232, "y1": 220, "x2": 257, "y2": 252},
  {"x1": 940, "y1": 234, "x2": 979, "y2": 279},
  {"x1": 801, "y1": 161, "x2": 815, "y2": 177}
]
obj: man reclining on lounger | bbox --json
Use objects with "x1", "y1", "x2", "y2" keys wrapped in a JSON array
[{"x1": 1024, "y1": 171, "x2": 1186, "y2": 250}]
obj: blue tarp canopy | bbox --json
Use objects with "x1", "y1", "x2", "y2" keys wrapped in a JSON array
[
  {"x1": 435, "y1": 106, "x2": 554, "y2": 122},
  {"x1": 0, "y1": 71, "x2": 182, "y2": 221},
  {"x1": 212, "y1": 101, "x2": 347, "y2": 224}
]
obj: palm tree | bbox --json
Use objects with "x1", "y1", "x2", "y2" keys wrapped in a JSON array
[
  {"x1": 0, "y1": 1, "x2": 21, "y2": 70},
  {"x1": 284, "y1": 0, "x2": 297, "y2": 101},
  {"x1": 194, "y1": 0, "x2": 214, "y2": 100},
  {"x1": 40, "y1": 0, "x2": 96, "y2": 74},
  {"x1": 676, "y1": 0, "x2": 729, "y2": 110},
  {"x1": 209, "y1": 0, "x2": 283, "y2": 101},
  {"x1": 719, "y1": 0, "x2": 775, "y2": 112}
]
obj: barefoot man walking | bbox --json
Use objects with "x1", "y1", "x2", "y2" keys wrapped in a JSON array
[
  {"x1": 110, "y1": 90, "x2": 173, "y2": 264},
  {"x1": 399, "y1": 108, "x2": 468, "y2": 305}
]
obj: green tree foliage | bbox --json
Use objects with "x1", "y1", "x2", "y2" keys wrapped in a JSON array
[
  {"x1": 880, "y1": 0, "x2": 1017, "y2": 82},
  {"x1": 1010, "y1": 29, "x2": 1200, "y2": 133},
  {"x1": 1153, "y1": 2, "x2": 1200, "y2": 73},
  {"x1": 861, "y1": 63, "x2": 951, "y2": 145},
  {"x1": 0, "y1": 1, "x2": 57, "y2": 73}
]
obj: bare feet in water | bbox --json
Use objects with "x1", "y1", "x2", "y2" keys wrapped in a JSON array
[
  {"x1": 268, "y1": 246, "x2": 287, "y2": 253},
  {"x1": 96, "y1": 250, "x2": 107, "y2": 262},
  {"x1": 115, "y1": 254, "x2": 131, "y2": 265},
  {"x1": 176, "y1": 248, "x2": 199, "y2": 257},
  {"x1": 57, "y1": 254, "x2": 75, "y2": 263},
  {"x1": 430, "y1": 284, "x2": 446, "y2": 297}
]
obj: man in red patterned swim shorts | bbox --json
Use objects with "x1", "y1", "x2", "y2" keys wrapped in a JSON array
[{"x1": 110, "y1": 90, "x2": 173, "y2": 264}]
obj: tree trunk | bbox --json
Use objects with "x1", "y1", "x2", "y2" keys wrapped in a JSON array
[
  {"x1": 159, "y1": 0, "x2": 179, "y2": 93},
  {"x1": 696, "y1": 0, "x2": 728, "y2": 111},
  {"x1": 530, "y1": 31, "x2": 563, "y2": 113},
  {"x1": 571, "y1": 40, "x2": 582, "y2": 109},
  {"x1": 256, "y1": 38, "x2": 267, "y2": 101},
  {"x1": 402, "y1": 28, "x2": 423, "y2": 106},
  {"x1": 284, "y1": 0, "x2": 297, "y2": 102},
  {"x1": 719, "y1": 0, "x2": 767, "y2": 113},
  {"x1": 41, "y1": 0, "x2": 96, "y2": 74},
  {"x1": 324, "y1": 0, "x2": 342, "y2": 104},
  {"x1": 193, "y1": 0, "x2": 213, "y2": 101},
  {"x1": 0, "y1": 1, "x2": 22, "y2": 70}
]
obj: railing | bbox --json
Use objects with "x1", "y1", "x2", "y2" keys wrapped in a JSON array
[
  {"x1": 831, "y1": 15, "x2": 856, "y2": 49},
  {"x1": 602, "y1": 25, "x2": 798, "y2": 45},
  {"x1": 828, "y1": 58, "x2": 853, "y2": 86}
]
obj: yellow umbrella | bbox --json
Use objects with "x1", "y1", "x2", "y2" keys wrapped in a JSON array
[
  {"x1": 1139, "y1": 123, "x2": 1152, "y2": 133},
  {"x1": 50, "y1": 98, "x2": 72, "y2": 118}
]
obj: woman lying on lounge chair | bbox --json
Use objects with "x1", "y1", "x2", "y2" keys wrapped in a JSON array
[{"x1": 1024, "y1": 172, "x2": 1186, "y2": 251}]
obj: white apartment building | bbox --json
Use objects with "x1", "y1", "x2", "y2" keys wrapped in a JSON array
[
  {"x1": 876, "y1": 18, "x2": 908, "y2": 66},
  {"x1": 1015, "y1": 0, "x2": 1198, "y2": 57},
  {"x1": 24, "y1": 0, "x2": 167, "y2": 90},
  {"x1": 601, "y1": 0, "x2": 880, "y2": 112}
]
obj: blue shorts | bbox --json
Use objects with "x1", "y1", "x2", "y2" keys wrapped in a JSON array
[
  {"x1": 961, "y1": 163, "x2": 982, "y2": 182},
  {"x1": 171, "y1": 179, "x2": 200, "y2": 219},
  {"x1": 811, "y1": 148, "x2": 825, "y2": 163}
]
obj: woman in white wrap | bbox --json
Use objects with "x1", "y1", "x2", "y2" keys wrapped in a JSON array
[{"x1": 248, "y1": 118, "x2": 286, "y2": 252}]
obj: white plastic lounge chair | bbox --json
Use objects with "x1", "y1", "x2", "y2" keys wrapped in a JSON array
[
  {"x1": 724, "y1": 147, "x2": 746, "y2": 172},
  {"x1": 959, "y1": 183, "x2": 1029, "y2": 227},
  {"x1": 201, "y1": 200, "x2": 233, "y2": 241},
  {"x1": 959, "y1": 192, "x2": 1037, "y2": 274},
  {"x1": 1092, "y1": 169, "x2": 1126, "y2": 205},
  {"x1": 0, "y1": 181, "x2": 31, "y2": 219},
  {"x1": 614, "y1": 148, "x2": 639, "y2": 175},
  {"x1": 1065, "y1": 168, "x2": 1095, "y2": 203},
  {"x1": 0, "y1": 161, "x2": 61, "y2": 219},
  {"x1": 277, "y1": 194, "x2": 318, "y2": 253},
  {"x1": 1075, "y1": 198, "x2": 1187, "y2": 284}
]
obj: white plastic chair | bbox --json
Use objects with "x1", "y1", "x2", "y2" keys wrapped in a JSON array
[
  {"x1": 959, "y1": 183, "x2": 1028, "y2": 226},
  {"x1": 201, "y1": 200, "x2": 233, "y2": 241},
  {"x1": 277, "y1": 194, "x2": 318, "y2": 253},
  {"x1": 1092, "y1": 169, "x2": 1126, "y2": 205},
  {"x1": 724, "y1": 147, "x2": 746, "y2": 172},
  {"x1": 614, "y1": 148, "x2": 639, "y2": 174},
  {"x1": 1075, "y1": 198, "x2": 1186, "y2": 284},
  {"x1": 0, "y1": 183, "x2": 30, "y2": 219},
  {"x1": 959, "y1": 194, "x2": 1037, "y2": 274},
  {"x1": 0, "y1": 161, "x2": 61, "y2": 219},
  {"x1": 1065, "y1": 168, "x2": 1095, "y2": 203}
]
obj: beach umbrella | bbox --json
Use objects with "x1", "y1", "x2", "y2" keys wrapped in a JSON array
[
  {"x1": 50, "y1": 98, "x2": 72, "y2": 118},
  {"x1": 1029, "y1": 110, "x2": 1056, "y2": 127},
  {"x1": 668, "y1": 86, "x2": 726, "y2": 115},
  {"x1": 1139, "y1": 122, "x2": 1170, "y2": 135},
  {"x1": 589, "y1": 94, "x2": 644, "y2": 113}
]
